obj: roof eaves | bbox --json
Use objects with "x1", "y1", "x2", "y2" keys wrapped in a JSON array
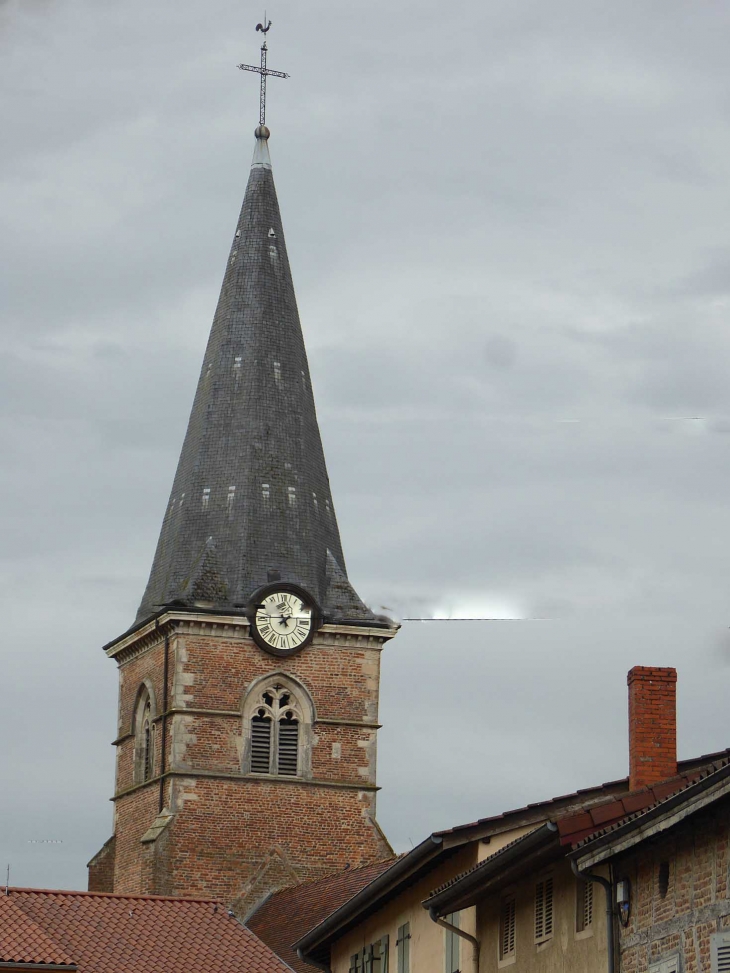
[
  {"x1": 571, "y1": 760, "x2": 730, "y2": 871},
  {"x1": 422, "y1": 823, "x2": 559, "y2": 917},
  {"x1": 294, "y1": 835, "x2": 443, "y2": 957}
]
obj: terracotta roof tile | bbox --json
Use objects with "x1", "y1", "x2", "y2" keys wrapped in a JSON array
[
  {"x1": 556, "y1": 771, "x2": 703, "y2": 846},
  {"x1": 0, "y1": 896, "x2": 74, "y2": 967},
  {"x1": 248, "y1": 859, "x2": 396, "y2": 973},
  {"x1": 6, "y1": 888, "x2": 291, "y2": 973}
]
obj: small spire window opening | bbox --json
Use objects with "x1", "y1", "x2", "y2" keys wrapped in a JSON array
[
  {"x1": 134, "y1": 686, "x2": 156, "y2": 784},
  {"x1": 247, "y1": 684, "x2": 302, "y2": 777},
  {"x1": 534, "y1": 876, "x2": 554, "y2": 944},
  {"x1": 576, "y1": 878, "x2": 594, "y2": 933}
]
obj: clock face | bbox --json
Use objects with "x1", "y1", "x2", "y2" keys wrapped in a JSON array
[{"x1": 251, "y1": 588, "x2": 315, "y2": 655}]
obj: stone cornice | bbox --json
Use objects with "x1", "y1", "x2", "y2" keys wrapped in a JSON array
[
  {"x1": 112, "y1": 769, "x2": 379, "y2": 800},
  {"x1": 112, "y1": 711, "x2": 381, "y2": 744},
  {"x1": 105, "y1": 611, "x2": 396, "y2": 663}
]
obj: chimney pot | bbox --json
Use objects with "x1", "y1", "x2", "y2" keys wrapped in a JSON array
[{"x1": 627, "y1": 666, "x2": 677, "y2": 791}]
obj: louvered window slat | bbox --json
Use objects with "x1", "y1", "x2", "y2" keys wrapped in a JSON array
[
  {"x1": 500, "y1": 897, "x2": 516, "y2": 959},
  {"x1": 250, "y1": 715, "x2": 272, "y2": 773},
  {"x1": 713, "y1": 933, "x2": 730, "y2": 973},
  {"x1": 535, "y1": 877, "x2": 554, "y2": 943},
  {"x1": 277, "y1": 719, "x2": 299, "y2": 775},
  {"x1": 576, "y1": 878, "x2": 593, "y2": 932}
]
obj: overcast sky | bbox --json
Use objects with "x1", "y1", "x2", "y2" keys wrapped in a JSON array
[{"x1": 3, "y1": 0, "x2": 730, "y2": 890}]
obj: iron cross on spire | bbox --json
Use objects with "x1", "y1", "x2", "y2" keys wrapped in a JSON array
[{"x1": 237, "y1": 18, "x2": 289, "y2": 128}]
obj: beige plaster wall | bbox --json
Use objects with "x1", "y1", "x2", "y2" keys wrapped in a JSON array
[
  {"x1": 477, "y1": 859, "x2": 608, "y2": 973},
  {"x1": 478, "y1": 827, "x2": 540, "y2": 864},
  {"x1": 331, "y1": 847, "x2": 479, "y2": 973}
]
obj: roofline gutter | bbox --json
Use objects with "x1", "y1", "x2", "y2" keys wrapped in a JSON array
[
  {"x1": 0, "y1": 964, "x2": 78, "y2": 971},
  {"x1": 423, "y1": 822, "x2": 558, "y2": 916},
  {"x1": 296, "y1": 947, "x2": 331, "y2": 973},
  {"x1": 294, "y1": 835, "x2": 444, "y2": 956},
  {"x1": 428, "y1": 909, "x2": 479, "y2": 971},
  {"x1": 571, "y1": 860, "x2": 614, "y2": 973}
]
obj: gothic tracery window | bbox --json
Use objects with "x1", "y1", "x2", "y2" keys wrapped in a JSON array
[
  {"x1": 134, "y1": 685, "x2": 156, "y2": 784},
  {"x1": 245, "y1": 679, "x2": 311, "y2": 778}
]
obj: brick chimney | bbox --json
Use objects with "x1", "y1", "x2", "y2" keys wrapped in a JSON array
[{"x1": 628, "y1": 666, "x2": 677, "y2": 791}]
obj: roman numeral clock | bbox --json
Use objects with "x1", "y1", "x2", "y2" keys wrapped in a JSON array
[{"x1": 248, "y1": 585, "x2": 320, "y2": 656}]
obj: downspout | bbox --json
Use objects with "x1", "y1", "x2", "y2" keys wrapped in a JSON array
[
  {"x1": 571, "y1": 860, "x2": 614, "y2": 973},
  {"x1": 428, "y1": 908, "x2": 480, "y2": 972},
  {"x1": 157, "y1": 620, "x2": 170, "y2": 813},
  {"x1": 296, "y1": 948, "x2": 331, "y2": 973}
]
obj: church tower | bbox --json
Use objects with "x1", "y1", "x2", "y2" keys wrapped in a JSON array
[{"x1": 87, "y1": 50, "x2": 396, "y2": 906}]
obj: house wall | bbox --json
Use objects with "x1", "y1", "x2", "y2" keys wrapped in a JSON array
[
  {"x1": 477, "y1": 859, "x2": 608, "y2": 973},
  {"x1": 331, "y1": 847, "x2": 478, "y2": 973},
  {"x1": 329, "y1": 829, "x2": 538, "y2": 973},
  {"x1": 615, "y1": 798, "x2": 730, "y2": 973}
]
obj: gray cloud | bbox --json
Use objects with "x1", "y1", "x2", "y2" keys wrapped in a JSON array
[{"x1": 3, "y1": 0, "x2": 730, "y2": 888}]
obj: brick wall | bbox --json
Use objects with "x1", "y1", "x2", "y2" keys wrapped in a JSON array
[
  {"x1": 628, "y1": 667, "x2": 677, "y2": 791},
  {"x1": 87, "y1": 836, "x2": 116, "y2": 893},
  {"x1": 617, "y1": 796, "x2": 730, "y2": 972},
  {"x1": 97, "y1": 615, "x2": 393, "y2": 908}
]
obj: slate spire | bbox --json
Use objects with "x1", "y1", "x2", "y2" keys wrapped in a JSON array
[{"x1": 137, "y1": 126, "x2": 372, "y2": 624}]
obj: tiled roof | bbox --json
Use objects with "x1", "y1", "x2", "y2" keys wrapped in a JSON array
[
  {"x1": 424, "y1": 761, "x2": 730, "y2": 912},
  {"x1": 4, "y1": 888, "x2": 291, "y2": 973},
  {"x1": 555, "y1": 770, "x2": 704, "y2": 846},
  {"x1": 0, "y1": 895, "x2": 74, "y2": 967},
  {"x1": 432, "y1": 747, "x2": 730, "y2": 841},
  {"x1": 248, "y1": 859, "x2": 396, "y2": 973},
  {"x1": 571, "y1": 757, "x2": 730, "y2": 852}
]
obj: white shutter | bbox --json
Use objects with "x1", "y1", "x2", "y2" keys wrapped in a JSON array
[
  {"x1": 712, "y1": 932, "x2": 730, "y2": 973},
  {"x1": 535, "y1": 877, "x2": 554, "y2": 943},
  {"x1": 500, "y1": 897, "x2": 516, "y2": 959}
]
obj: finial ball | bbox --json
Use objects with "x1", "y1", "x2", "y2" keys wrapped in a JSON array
[{"x1": 255, "y1": 124, "x2": 270, "y2": 140}]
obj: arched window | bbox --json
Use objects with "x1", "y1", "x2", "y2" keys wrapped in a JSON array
[
  {"x1": 242, "y1": 676, "x2": 313, "y2": 779},
  {"x1": 133, "y1": 684, "x2": 156, "y2": 783}
]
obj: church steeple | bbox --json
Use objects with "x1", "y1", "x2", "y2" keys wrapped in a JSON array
[
  {"x1": 90, "y1": 34, "x2": 396, "y2": 906},
  {"x1": 137, "y1": 125, "x2": 372, "y2": 625}
]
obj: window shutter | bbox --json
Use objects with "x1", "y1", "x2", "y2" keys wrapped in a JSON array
[
  {"x1": 380, "y1": 935, "x2": 390, "y2": 973},
  {"x1": 251, "y1": 715, "x2": 272, "y2": 773},
  {"x1": 363, "y1": 945, "x2": 373, "y2": 973},
  {"x1": 535, "y1": 877, "x2": 554, "y2": 943},
  {"x1": 277, "y1": 717, "x2": 299, "y2": 775},
  {"x1": 544, "y1": 877, "x2": 554, "y2": 938},
  {"x1": 712, "y1": 932, "x2": 730, "y2": 973},
  {"x1": 500, "y1": 897, "x2": 516, "y2": 959},
  {"x1": 443, "y1": 912, "x2": 459, "y2": 973},
  {"x1": 576, "y1": 878, "x2": 593, "y2": 932},
  {"x1": 349, "y1": 954, "x2": 361, "y2": 973},
  {"x1": 396, "y1": 923, "x2": 410, "y2": 973}
]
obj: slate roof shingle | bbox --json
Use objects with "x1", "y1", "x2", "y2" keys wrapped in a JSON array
[{"x1": 136, "y1": 133, "x2": 373, "y2": 625}]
